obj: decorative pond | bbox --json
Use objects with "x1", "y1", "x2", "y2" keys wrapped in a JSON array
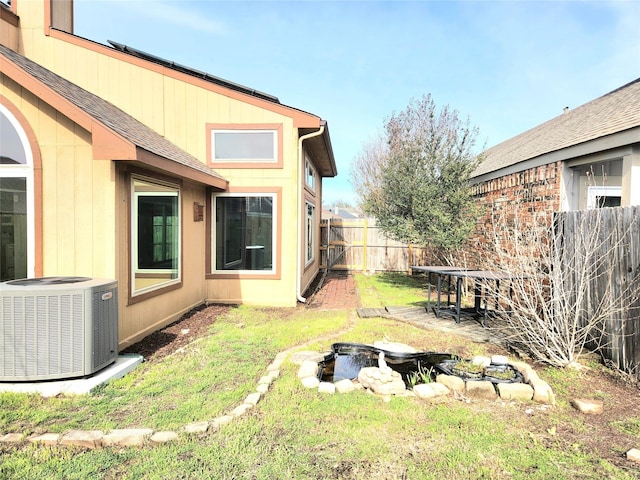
[{"x1": 317, "y1": 342, "x2": 523, "y2": 388}]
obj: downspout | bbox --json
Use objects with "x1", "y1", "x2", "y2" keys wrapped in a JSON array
[{"x1": 296, "y1": 123, "x2": 325, "y2": 303}]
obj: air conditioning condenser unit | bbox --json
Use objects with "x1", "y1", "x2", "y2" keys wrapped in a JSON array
[{"x1": 0, "y1": 277, "x2": 119, "y2": 381}]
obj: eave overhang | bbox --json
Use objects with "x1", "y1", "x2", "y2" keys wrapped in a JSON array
[
  {"x1": 0, "y1": 45, "x2": 227, "y2": 189},
  {"x1": 300, "y1": 121, "x2": 338, "y2": 178}
]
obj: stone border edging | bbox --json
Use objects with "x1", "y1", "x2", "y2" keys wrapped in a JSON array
[
  {"x1": 0, "y1": 315, "x2": 554, "y2": 450},
  {"x1": 0, "y1": 350, "x2": 290, "y2": 449},
  {"x1": 295, "y1": 352, "x2": 556, "y2": 405}
]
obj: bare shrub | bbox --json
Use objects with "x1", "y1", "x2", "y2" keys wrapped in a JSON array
[{"x1": 490, "y1": 205, "x2": 639, "y2": 368}]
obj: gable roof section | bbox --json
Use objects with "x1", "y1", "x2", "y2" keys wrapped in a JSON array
[
  {"x1": 108, "y1": 40, "x2": 280, "y2": 104},
  {"x1": 107, "y1": 39, "x2": 337, "y2": 177},
  {"x1": 0, "y1": 44, "x2": 228, "y2": 189},
  {"x1": 474, "y1": 78, "x2": 640, "y2": 179},
  {"x1": 47, "y1": 30, "x2": 337, "y2": 177}
]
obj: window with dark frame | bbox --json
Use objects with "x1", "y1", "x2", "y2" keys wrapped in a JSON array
[
  {"x1": 132, "y1": 177, "x2": 180, "y2": 295},
  {"x1": 214, "y1": 195, "x2": 275, "y2": 272}
]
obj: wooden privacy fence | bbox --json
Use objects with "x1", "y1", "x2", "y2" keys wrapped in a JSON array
[
  {"x1": 320, "y1": 218, "x2": 430, "y2": 272},
  {"x1": 555, "y1": 206, "x2": 640, "y2": 372}
]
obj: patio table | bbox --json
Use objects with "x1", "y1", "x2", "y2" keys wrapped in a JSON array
[
  {"x1": 449, "y1": 270, "x2": 519, "y2": 327},
  {"x1": 411, "y1": 265, "x2": 469, "y2": 318}
]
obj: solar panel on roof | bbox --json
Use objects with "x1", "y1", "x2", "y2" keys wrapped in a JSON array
[{"x1": 107, "y1": 40, "x2": 280, "y2": 104}]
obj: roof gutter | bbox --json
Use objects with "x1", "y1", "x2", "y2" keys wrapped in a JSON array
[{"x1": 296, "y1": 123, "x2": 325, "y2": 303}]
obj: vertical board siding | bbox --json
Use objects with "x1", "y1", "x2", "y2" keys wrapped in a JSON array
[{"x1": 556, "y1": 206, "x2": 640, "y2": 373}]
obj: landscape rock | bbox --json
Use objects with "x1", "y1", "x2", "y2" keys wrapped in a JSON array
[
  {"x1": 491, "y1": 355, "x2": 509, "y2": 365},
  {"x1": 103, "y1": 428, "x2": 153, "y2": 447},
  {"x1": 412, "y1": 383, "x2": 436, "y2": 399},
  {"x1": 413, "y1": 382, "x2": 450, "y2": 399},
  {"x1": 570, "y1": 398, "x2": 604, "y2": 414},
  {"x1": 244, "y1": 392, "x2": 261, "y2": 406},
  {"x1": 29, "y1": 433, "x2": 61, "y2": 446},
  {"x1": 149, "y1": 431, "x2": 179, "y2": 444},
  {"x1": 509, "y1": 361, "x2": 538, "y2": 383},
  {"x1": 465, "y1": 380, "x2": 497, "y2": 400},
  {"x1": 297, "y1": 360, "x2": 319, "y2": 379},
  {"x1": 471, "y1": 356, "x2": 491, "y2": 367},
  {"x1": 334, "y1": 379, "x2": 356, "y2": 394},
  {"x1": 291, "y1": 351, "x2": 326, "y2": 366},
  {"x1": 210, "y1": 415, "x2": 234, "y2": 430},
  {"x1": 430, "y1": 382, "x2": 450, "y2": 396},
  {"x1": 0, "y1": 433, "x2": 24, "y2": 443},
  {"x1": 436, "y1": 374, "x2": 465, "y2": 393},
  {"x1": 258, "y1": 374, "x2": 275, "y2": 385},
  {"x1": 182, "y1": 421, "x2": 210, "y2": 434},
  {"x1": 318, "y1": 382, "x2": 336, "y2": 394},
  {"x1": 358, "y1": 366, "x2": 407, "y2": 395},
  {"x1": 60, "y1": 430, "x2": 103, "y2": 449},
  {"x1": 231, "y1": 403, "x2": 253, "y2": 417},
  {"x1": 301, "y1": 376, "x2": 320, "y2": 389},
  {"x1": 496, "y1": 382, "x2": 534, "y2": 401},
  {"x1": 626, "y1": 448, "x2": 640, "y2": 463},
  {"x1": 530, "y1": 378, "x2": 556, "y2": 405}
]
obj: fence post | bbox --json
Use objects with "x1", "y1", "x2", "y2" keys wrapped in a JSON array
[
  {"x1": 408, "y1": 244, "x2": 413, "y2": 274},
  {"x1": 363, "y1": 217, "x2": 368, "y2": 271}
]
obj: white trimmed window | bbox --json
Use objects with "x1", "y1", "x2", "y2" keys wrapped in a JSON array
[
  {"x1": 213, "y1": 193, "x2": 276, "y2": 273},
  {"x1": 131, "y1": 177, "x2": 181, "y2": 295},
  {"x1": 587, "y1": 186, "x2": 622, "y2": 209},
  {"x1": 305, "y1": 202, "x2": 315, "y2": 265},
  {"x1": 305, "y1": 156, "x2": 316, "y2": 190},
  {"x1": 212, "y1": 130, "x2": 277, "y2": 163},
  {"x1": 0, "y1": 105, "x2": 34, "y2": 281}
]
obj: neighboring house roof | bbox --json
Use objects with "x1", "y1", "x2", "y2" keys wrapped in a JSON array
[
  {"x1": 321, "y1": 206, "x2": 364, "y2": 220},
  {"x1": 0, "y1": 44, "x2": 228, "y2": 189},
  {"x1": 473, "y1": 77, "x2": 640, "y2": 179}
]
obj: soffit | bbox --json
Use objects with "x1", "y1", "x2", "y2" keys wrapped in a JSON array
[{"x1": 300, "y1": 123, "x2": 338, "y2": 178}]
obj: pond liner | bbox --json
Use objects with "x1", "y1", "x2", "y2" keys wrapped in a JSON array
[
  {"x1": 318, "y1": 342, "x2": 523, "y2": 387},
  {"x1": 318, "y1": 342, "x2": 458, "y2": 386}
]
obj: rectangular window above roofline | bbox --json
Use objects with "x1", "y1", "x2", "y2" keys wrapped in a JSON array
[{"x1": 206, "y1": 124, "x2": 283, "y2": 169}]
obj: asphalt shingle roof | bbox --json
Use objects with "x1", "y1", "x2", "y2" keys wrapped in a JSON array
[
  {"x1": 474, "y1": 78, "x2": 640, "y2": 178},
  {"x1": 0, "y1": 44, "x2": 226, "y2": 184}
]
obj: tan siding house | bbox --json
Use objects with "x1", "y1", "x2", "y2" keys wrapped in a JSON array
[{"x1": 0, "y1": 0, "x2": 336, "y2": 348}]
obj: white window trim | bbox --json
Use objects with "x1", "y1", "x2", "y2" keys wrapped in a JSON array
[
  {"x1": 305, "y1": 155, "x2": 316, "y2": 190},
  {"x1": 0, "y1": 104, "x2": 35, "y2": 278},
  {"x1": 211, "y1": 129, "x2": 278, "y2": 163},
  {"x1": 305, "y1": 201, "x2": 315, "y2": 266},
  {"x1": 130, "y1": 176, "x2": 181, "y2": 296},
  {"x1": 587, "y1": 185, "x2": 622, "y2": 209},
  {"x1": 212, "y1": 192, "x2": 278, "y2": 275}
]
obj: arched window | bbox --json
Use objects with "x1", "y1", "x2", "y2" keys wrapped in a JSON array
[{"x1": 0, "y1": 104, "x2": 34, "y2": 280}]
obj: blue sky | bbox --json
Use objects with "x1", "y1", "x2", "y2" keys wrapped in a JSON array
[{"x1": 74, "y1": 0, "x2": 640, "y2": 205}]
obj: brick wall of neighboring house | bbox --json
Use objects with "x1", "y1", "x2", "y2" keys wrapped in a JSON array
[{"x1": 464, "y1": 161, "x2": 563, "y2": 270}]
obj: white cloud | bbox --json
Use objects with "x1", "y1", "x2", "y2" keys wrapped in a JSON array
[{"x1": 120, "y1": 0, "x2": 228, "y2": 36}]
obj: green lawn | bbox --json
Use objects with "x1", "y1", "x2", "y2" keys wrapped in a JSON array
[{"x1": 0, "y1": 273, "x2": 637, "y2": 479}]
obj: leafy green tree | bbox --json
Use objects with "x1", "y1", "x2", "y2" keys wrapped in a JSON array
[{"x1": 351, "y1": 94, "x2": 483, "y2": 251}]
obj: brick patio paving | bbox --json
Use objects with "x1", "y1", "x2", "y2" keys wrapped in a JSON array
[{"x1": 306, "y1": 271, "x2": 359, "y2": 309}]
